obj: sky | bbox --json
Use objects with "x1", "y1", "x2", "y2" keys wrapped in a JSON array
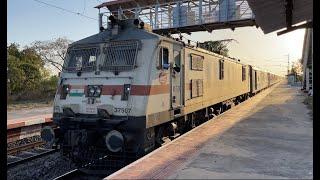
[{"x1": 8, "y1": 0, "x2": 305, "y2": 76}]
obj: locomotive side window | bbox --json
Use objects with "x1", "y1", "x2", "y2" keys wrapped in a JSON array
[
  {"x1": 191, "y1": 54, "x2": 203, "y2": 71},
  {"x1": 174, "y1": 51, "x2": 181, "y2": 67},
  {"x1": 159, "y1": 47, "x2": 169, "y2": 70},
  {"x1": 219, "y1": 60, "x2": 224, "y2": 80},
  {"x1": 242, "y1": 66, "x2": 246, "y2": 81}
]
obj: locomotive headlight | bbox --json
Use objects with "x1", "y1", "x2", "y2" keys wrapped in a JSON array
[
  {"x1": 87, "y1": 85, "x2": 102, "y2": 97},
  {"x1": 95, "y1": 88, "x2": 102, "y2": 96},
  {"x1": 89, "y1": 88, "x2": 95, "y2": 94}
]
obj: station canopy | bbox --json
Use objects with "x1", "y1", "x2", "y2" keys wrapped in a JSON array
[{"x1": 246, "y1": 0, "x2": 313, "y2": 34}]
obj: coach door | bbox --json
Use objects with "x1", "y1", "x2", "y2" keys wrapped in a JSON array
[{"x1": 171, "y1": 45, "x2": 183, "y2": 109}]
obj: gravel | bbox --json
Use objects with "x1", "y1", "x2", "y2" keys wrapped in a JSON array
[
  {"x1": 8, "y1": 136, "x2": 43, "y2": 151},
  {"x1": 7, "y1": 152, "x2": 76, "y2": 180}
]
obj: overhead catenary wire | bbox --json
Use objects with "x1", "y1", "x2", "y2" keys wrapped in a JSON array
[
  {"x1": 32, "y1": 0, "x2": 97, "y2": 21},
  {"x1": 82, "y1": 0, "x2": 86, "y2": 14}
]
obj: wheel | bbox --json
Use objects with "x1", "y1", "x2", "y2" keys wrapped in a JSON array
[{"x1": 155, "y1": 127, "x2": 164, "y2": 147}]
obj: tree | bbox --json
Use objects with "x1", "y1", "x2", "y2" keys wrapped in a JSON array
[
  {"x1": 7, "y1": 43, "x2": 21, "y2": 58},
  {"x1": 290, "y1": 59, "x2": 303, "y2": 75},
  {"x1": 199, "y1": 40, "x2": 230, "y2": 56},
  {"x1": 31, "y1": 37, "x2": 72, "y2": 73},
  {"x1": 7, "y1": 45, "x2": 46, "y2": 94},
  {"x1": 7, "y1": 55, "x2": 26, "y2": 94},
  {"x1": 8, "y1": 42, "x2": 60, "y2": 101},
  {"x1": 290, "y1": 59, "x2": 303, "y2": 82}
]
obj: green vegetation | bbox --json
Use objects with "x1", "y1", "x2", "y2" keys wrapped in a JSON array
[
  {"x1": 290, "y1": 60, "x2": 303, "y2": 82},
  {"x1": 7, "y1": 43, "x2": 60, "y2": 105},
  {"x1": 199, "y1": 40, "x2": 230, "y2": 56}
]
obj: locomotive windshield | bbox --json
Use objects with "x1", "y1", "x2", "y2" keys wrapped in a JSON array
[
  {"x1": 63, "y1": 47, "x2": 99, "y2": 72},
  {"x1": 100, "y1": 40, "x2": 140, "y2": 72},
  {"x1": 63, "y1": 40, "x2": 140, "y2": 73}
]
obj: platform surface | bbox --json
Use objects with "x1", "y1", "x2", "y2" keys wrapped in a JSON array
[
  {"x1": 106, "y1": 82, "x2": 313, "y2": 179},
  {"x1": 7, "y1": 107, "x2": 52, "y2": 129},
  {"x1": 7, "y1": 107, "x2": 52, "y2": 121}
]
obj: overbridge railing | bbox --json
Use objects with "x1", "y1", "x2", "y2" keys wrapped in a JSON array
[{"x1": 97, "y1": 0, "x2": 255, "y2": 33}]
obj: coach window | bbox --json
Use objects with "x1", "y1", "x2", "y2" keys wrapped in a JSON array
[
  {"x1": 159, "y1": 47, "x2": 169, "y2": 70},
  {"x1": 242, "y1": 66, "x2": 246, "y2": 81},
  {"x1": 219, "y1": 60, "x2": 224, "y2": 80}
]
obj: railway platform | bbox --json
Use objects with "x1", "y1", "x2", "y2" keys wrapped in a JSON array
[
  {"x1": 7, "y1": 108, "x2": 53, "y2": 144},
  {"x1": 7, "y1": 107, "x2": 52, "y2": 129},
  {"x1": 7, "y1": 114, "x2": 52, "y2": 130},
  {"x1": 106, "y1": 82, "x2": 313, "y2": 179}
]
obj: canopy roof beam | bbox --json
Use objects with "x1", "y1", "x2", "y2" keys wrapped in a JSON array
[
  {"x1": 277, "y1": 21, "x2": 313, "y2": 36},
  {"x1": 285, "y1": 0, "x2": 293, "y2": 28}
]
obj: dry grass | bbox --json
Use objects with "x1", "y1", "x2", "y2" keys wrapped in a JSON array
[{"x1": 7, "y1": 99, "x2": 53, "y2": 111}]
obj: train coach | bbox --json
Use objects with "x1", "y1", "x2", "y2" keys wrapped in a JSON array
[
  {"x1": 42, "y1": 18, "x2": 281, "y2": 172},
  {"x1": 249, "y1": 66, "x2": 279, "y2": 94}
]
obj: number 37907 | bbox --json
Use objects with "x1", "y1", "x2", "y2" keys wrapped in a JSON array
[{"x1": 114, "y1": 108, "x2": 132, "y2": 114}]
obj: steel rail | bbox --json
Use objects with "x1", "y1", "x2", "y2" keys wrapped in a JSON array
[
  {"x1": 53, "y1": 169, "x2": 86, "y2": 180},
  {"x1": 7, "y1": 148, "x2": 58, "y2": 168},
  {"x1": 7, "y1": 140, "x2": 46, "y2": 155}
]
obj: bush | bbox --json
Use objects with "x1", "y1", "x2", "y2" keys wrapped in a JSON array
[{"x1": 7, "y1": 43, "x2": 60, "y2": 103}]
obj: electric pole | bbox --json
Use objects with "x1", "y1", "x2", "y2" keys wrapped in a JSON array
[{"x1": 286, "y1": 54, "x2": 290, "y2": 75}]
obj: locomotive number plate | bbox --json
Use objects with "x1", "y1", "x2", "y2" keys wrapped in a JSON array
[
  {"x1": 85, "y1": 105, "x2": 97, "y2": 114},
  {"x1": 114, "y1": 108, "x2": 131, "y2": 114}
]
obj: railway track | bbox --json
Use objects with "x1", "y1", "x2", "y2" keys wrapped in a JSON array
[
  {"x1": 7, "y1": 116, "x2": 59, "y2": 168},
  {"x1": 7, "y1": 147, "x2": 58, "y2": 168},
  {"x1": 53, "y1": 169, "x2": 102, "y2": 180},
  {"x1": 7, "y1": 140, "x2": 46, "y2": 155}
]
